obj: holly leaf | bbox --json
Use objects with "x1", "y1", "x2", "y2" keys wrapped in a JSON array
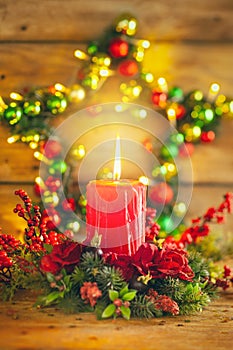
[
  {"x1": 37, "y1": 290, "x2": 62, "y2": 306},
  {"x1": 122, "y1": 291, "x2": 137, "y2": 301},
  {"x1": 102, "y1": 304, "x2": 116, "y2": 319},
  {"x1": 120, "y1": 305, "x2": 131, "y2": 320},
  {"x1": 119, "y1": 285, "x2": 129, "y2": 297},
  {"x1": 109, "y1": 290, "x2": 119, "y2": 301},
  {"x1": 46, "y1": 272, "x2": 55, "y2": 283}
]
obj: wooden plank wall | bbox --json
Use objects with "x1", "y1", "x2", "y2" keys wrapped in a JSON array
[{"x1": 0, "y1": 0, "x2": 232, "y2": 236}]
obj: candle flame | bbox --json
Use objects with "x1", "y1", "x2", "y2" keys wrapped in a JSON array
[{"x1": 113, "y1": 135, "x2": 121, "y2": 180}]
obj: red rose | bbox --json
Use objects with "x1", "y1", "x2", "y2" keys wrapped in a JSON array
[
  {"x1": 103, "y1": 252, "x2": 134, "y2": 281},
  {"x1": 40, "y1": 241, "x2": 83, "y2": 274},
  {"x1": 40, "y1": 254, "x2": 61, "y2": 275},
  {"x1": 132, "y1": 243, "x2": 158, "y2": 276},
  {"x1": 132, "y1": 243, "x2": 194, "y2": 281},
  {"x1": 153, "y1": 247, "x2": 194, "y2": 281},
  {"x1": 51, "y1": 241, "x2": 83, "y2": 273}
]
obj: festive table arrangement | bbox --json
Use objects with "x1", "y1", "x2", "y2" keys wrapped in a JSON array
[{"x1": 0, "y1": 14, "x2": 232, "y2": 320}]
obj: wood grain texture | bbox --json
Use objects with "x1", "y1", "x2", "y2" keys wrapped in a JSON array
[
  {"x1": 0, "y1": 42, "x2": 232, "y2": 95},
  {"x1": 0, "y1": 0, "x2": 233, "y2": 42},
  {"x1": 0, "y1": 289, "x2": 232, "y2": 350}
]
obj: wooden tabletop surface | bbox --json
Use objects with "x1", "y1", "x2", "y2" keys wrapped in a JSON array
[{"x1": 0, "y1": 289, "x2": 232, "y2": 350}]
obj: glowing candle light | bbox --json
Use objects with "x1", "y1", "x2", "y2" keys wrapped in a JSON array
[{"x1": 85, "y1": 136, "x2": 147, "y2": 255}]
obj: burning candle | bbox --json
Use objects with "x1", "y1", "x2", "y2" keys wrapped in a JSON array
[{"x1": 85, "y1": 136, "x2": 147, "y2": 255}]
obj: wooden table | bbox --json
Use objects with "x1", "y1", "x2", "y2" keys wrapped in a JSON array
[{"x1": 0, "y1": 290, "x2": 233, "y2": 350}]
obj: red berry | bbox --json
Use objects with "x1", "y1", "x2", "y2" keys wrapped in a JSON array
[
  {"x1": 43, "y1": 140, "x2": 62, "y2": 159},
  {"x1": 113, "y1": 298, "x2": 122, "y2": 307}
]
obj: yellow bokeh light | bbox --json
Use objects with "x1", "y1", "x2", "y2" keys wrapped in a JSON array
[
  {"x1": 7, "y1": 135, "x2": 20, "y2": 144},
  {"x1": 210, "y1": 82, "x2": 220, "y2": 93},
  {"x1": 72, "y1": 145, "x2": 86, "y2": 160},
  {"x1": 167, "y1": 108, "x2": 176, "y2": 121},
  {"x1": 145, "y1": 73, "x2": 154, "y2": 83},
  {"x1": 10, "y1": 92, "x2": 23, "y2": 101},
  {"x1": 193, "y1": 126, "x2": 201, "y2": 137},
  {"x1": 29, "y1": 142, "x2": 38, "y2": 149},
  {"x1": 230, "y1": 101, "x2": 233, "y2": 113},
  {"x1": 74, "y1": 49, "x2": 88, "y2": 60},
  {"x1": 139, "y1": 176, "x2": 149, "y2": 185},
  {"x1": 54, "y1": 83, "x2": 66, "y2": 92},
  {"x1": 157, "y1": 77, "x2": 168, "y2": 92}
]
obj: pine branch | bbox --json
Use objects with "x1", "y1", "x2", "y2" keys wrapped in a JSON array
[
  {"x1": 95, "y1": 266, "x2": 126, "y2": 301},
  {"x1": 131, "y1": 295, "x2": 162, "y2": 318},
  {"x1": 58, "y1": 292, "x2": 90, "y2": 314},
  {"x1": 79, "y1": 251, "x2": 104, "y2": 281}
]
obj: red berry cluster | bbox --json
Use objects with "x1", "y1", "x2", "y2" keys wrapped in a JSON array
[
  {"x1": 215, "y1": 265, "x2": 233, "y2": 291},
  {"x1": 166, "y1": 192, "x2": 233, "y2": 248},
  {"x1": 13, "y1": 189, "x2": 65, "y2": 251},
  {"x1": 14, "y1": 255, "x2": 38, "y2": 274},
  {"x1": 0, "y1": 233, "x2": 22, "y2": 253},
  {"x1": 145, "y1": 207, "x2": 160, "y2": 242},
  {"x1": 0, "y1": 250, "x2": 12, "y2": 269},
  {"x1": 13, "y1": 189, "x2": 44, "y2": 251},
  {"x1": 113, "y1": 298, "x2": 130, "y2": 316}
]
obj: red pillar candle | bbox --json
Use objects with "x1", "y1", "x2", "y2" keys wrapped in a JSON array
[{"x1": 86, "y1": 179, "x2": 147, "y2": 255}]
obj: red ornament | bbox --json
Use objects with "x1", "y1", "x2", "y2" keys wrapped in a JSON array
[
  {"x1": 42, "y1": 140, "x2": 62, "y2": 159},
  {"x1": 152, "y1": 90, "x2": 167, "y2": 108},
  {"x1": 149, "y1": 182, "x2": 174, "y2": 205},
  {"x1": 179, "y1": 142, "x2": 195, "y2": 157},
  {"x1": 45, "y1": 176, "x2": 62, "y2": 192},
  {"x1": 176, "y1": 104, "x2": 186, "y2": 119},
  {"x1": 62, "y1": 198, "x2": 76, "y2": 211},
  {"x1": 109, "y1": 38, "x2": 129, "y2": 58},
  {"x1": 201, "y1": 131, "x2": 215, "y2": 143},
  {"x1": 118, "y1": 59, "x2": 139, "y2": 76}
]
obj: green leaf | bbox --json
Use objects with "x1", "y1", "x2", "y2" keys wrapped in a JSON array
[
  {"x1": 102, "y1": 304, "x2": 116, "y2": 319},
  {"x1": 109, "y1": 290, "x2": 119, "y2": 301},
  {"x1": 119, "y1": 285, "x2": 129, "y2": 297},
  {"x1": 122, "y1": 291, "x2": 137, "y2": 301},
  {"x1": 45, "y1": 291, "x2": 61, "y2": 305},
  {"x1": 63, "y1": 275, "x2": 71, "y2": 286},
  {"x1": 44, "y1": 244, "x2": 53, "y2": 254},
  {"x1": 46, "y1": 273, "x2": 55, "y2": 283},
  {"x1": 193, "y1": 283, "x2": 200, "y2": 295},
  {"x1": 120, "y1": 305, "x2": 131, "y2": 320}
]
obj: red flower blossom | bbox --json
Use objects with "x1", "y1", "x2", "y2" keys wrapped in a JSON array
[
  {"x1": 147, "y1": 289, "x2": 179, "y2": 315},
  {"x1": 80, "y1": 282, "x2": 102, "y2": 307},
  {"x1": 40, "y1": 254, "x2": 61, "y2": 275},
  {"x1": 40, "y1": 241, "x2": 83, "y2": 274},
  {"x1": 132, "y1": 243, "x2": 194, "y2": 281},
  {"x1": 103, "y1": 252, "x2": 134, "y2": 281}
]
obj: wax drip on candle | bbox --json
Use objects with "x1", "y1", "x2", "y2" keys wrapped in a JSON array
[{"x1": 113, "y1": 134, "x2": 121, "y2": 180}]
